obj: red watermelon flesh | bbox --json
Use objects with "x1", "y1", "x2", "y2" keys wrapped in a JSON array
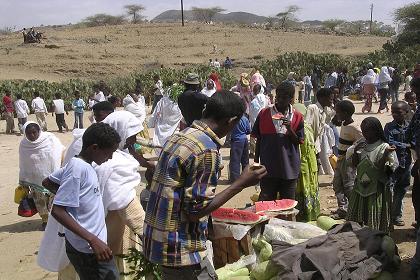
[
  {"x1": 255, "y1": 199, "x2": 298, "y2": 213},
  {"x1": 212, "y1": 207, "x2": 261, "y2": 225},
  {"x1": 272, "y1": 113, "x2": 283, "y2": 120}
]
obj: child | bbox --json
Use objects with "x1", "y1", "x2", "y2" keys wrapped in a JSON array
[
  {"x1": 331, "y1": 100, "x2": 363, "y2": 219},
  {"x1": 252, "y1": 82, "x2": 305, "y2": 200},
  {"x1": 52, "y1": 93, "x2": 69, "y2": 133},
  {"x1": 143, "y1": 91, "x2": 267, "y2": 279},
  {"x1": 31, "y1": 91, "x2": 48, "y2": 131},
  {"x1": 405, "y1": 91, "x2": 416, "y2": 121},
  {"x1": 152, "y1": 74, "x2": 164, "y2": 113},
  {"x1": 297, "y1": 77, "x2": 305, "y2": 104},
  {"x1": 43, "y1": 123, "x2": 121, "y2": 279},
  {"x1": 72, "y1": 91, "x2": 85, "y2": 129},
  {"x1": 14, "y1": 94, "x2": 30, "y2": 134},
  {"x1": 347, "y1": 117, "x2": 398, "y2": 233},
  {"x1": 384, "y1": 101, "x2": 412, "y2": 226},
  {"x1": 107, "y1": 96, "x2": 121, "y2": 110},
  {"x1": 229, "y1": 114, "x2": 251, "y2": 182},
  {"x1": 405, "y1": 70, "x2": 413, "y2": 92}
]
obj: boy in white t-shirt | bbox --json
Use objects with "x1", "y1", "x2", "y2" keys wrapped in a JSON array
[
  {"x1": 14, "y1": 94, "x2": 30, "y2": 134},
  {"x1": 52, "y1": 93, "x2": 69, "y2": 133},
  {"x1": 42, "y1": 123, "x2": 121, "y2": 280}
]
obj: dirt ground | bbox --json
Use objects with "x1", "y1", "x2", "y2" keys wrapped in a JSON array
[
  {"x1": 0, "y1": 98, "x2": 416, "y2": 279},
  {"x1": 0, "y1": 23, "x2": 388, "y2": 81}
]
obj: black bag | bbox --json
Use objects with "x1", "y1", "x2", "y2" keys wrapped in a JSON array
[{"x1": 18, "y1": 197, "x2": 38, "y2": 217}]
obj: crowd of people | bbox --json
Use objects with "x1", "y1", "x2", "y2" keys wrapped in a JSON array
[{"x1": 3, "y1": 62, "x2": 420, "y2": 279}]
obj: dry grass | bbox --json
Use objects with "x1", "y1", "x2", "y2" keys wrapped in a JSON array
[{"x1": 0, "y1": 23, "x2": 388, "y2": 81}]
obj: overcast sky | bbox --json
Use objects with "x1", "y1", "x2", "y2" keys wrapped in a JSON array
[{"x1": 0, "y1": 0, "x2": 413, "y2": 29}]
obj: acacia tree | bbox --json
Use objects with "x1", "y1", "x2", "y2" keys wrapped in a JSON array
[
  {"x1": 124, "y1": 4, "x2": 145, "y2": 23},
  {"x1": 394, "y1": 2, "x2": 420, "y2": 46},
  {"x1": 83, "y1": 14, "x2": 126, "y2": 27},
  {"x1": 191, "y1": 6, "x2": 225, "y2": 23},
  {"x1": 323, "y1": 19, "x2": 345, "y2": 32},
  {"x1": 276, "y1": 5, "x2": 300, "y2": 30}
]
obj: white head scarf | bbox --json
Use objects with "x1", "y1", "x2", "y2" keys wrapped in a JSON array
[
  {"x1": 362, "y1": 69, "x2": 376, "y2": 84},
  {"x1": 122, "y1": 94, "x2": 146, "y2": 129},
  {"x1": 102, "y1": 111, "x2": 142, "y2": 150},
  {"x1": 19, "y1": 121, "x2": 65, "y2": 187},
  {"x1": 376, "y1": 66, "x2": 392, "y2": 84},
  {"x1": 201, "y1": 80, "x2": 217, "y2": 97}
]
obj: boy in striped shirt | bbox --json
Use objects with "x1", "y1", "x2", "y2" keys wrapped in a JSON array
[{"x1": 331, "y1": 100, "x2": 363, "y2": 219}]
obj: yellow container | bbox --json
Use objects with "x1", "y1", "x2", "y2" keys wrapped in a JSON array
[{"x1": 14, "y1": 186, "x2": 28, "y2": 204}]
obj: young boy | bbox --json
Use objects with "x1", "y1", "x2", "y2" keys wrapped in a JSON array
[
  {"x1": 331, "y1": 100, "x2": 363, "y2": 219},
  {"x1": 52, "y1": 93, "x2": 69, "y2": 133},
  {"x1": 31, "y1": 91, "x2": 48, "y2": 131},
  {"x1": 229, "y1": 114, "x2": 251, "y2": 182},
  {"x1": 42, "y1": 123, "x2": 121, "y2": 280},
  {"x1": 384, "y1": 101, "x2": 412, "y2": 226},
  {"x1": 14, "y1": 94, "x2": 30, "y2": 134},
  {"x1": 143, "y1": 91, "x2": 267, "y2": 279},
  {"x1": 72, "y1": 91, "x2": 85, "y2": 129},
  {"x1": 252, "y1": 82, "x2": 305, "y2": 200},
  {"x1": 405, "y1": 91, "x2": 416, "y2": 121}
]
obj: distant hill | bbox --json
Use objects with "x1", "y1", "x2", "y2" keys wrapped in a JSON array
[{"x1": 152, "y1": 10, "x2": 268, "y2": 24}]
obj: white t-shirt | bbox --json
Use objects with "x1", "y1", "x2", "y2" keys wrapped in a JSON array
[
  {"x1": 14, "y1": 99, "x2": 30, "y2": 118},
  {"x1": 95, "y1": 91, "x2": 106, "y2": 102},
  {"x1": 32, "y1": 97, "x2": 48, "y2": 113},
  {"x1": 51, "y1": 157, "x2": 107, "y2": 254},
  {"x1": 53, "y1": 99, "x2": 65, "y2": 114},
  {"x1": 214, "y1": 61, "x2": 221, "y2": 68}
]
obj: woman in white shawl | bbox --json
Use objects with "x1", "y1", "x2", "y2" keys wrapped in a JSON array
[
  {"x1": 148, "y1": 87, "x2": 182, "y2": 155},
  {"x1": 19, "y1": 121, "x2": 65, "y2": 227},
  {"x1": 96, "y1": 111, "x2": 146, "y2": 277},
  {"x1": 249, "y1": 84, "x2": 269, "y2": 156},
  {"x1": 123, "y1": 92, "x2": 152, "y2": 154},
  {"x1": 361, "y1": 69, "x2": 377, "y2": 113},
  {"x1": 201, "y1": 79, "x2": 217, "y2": 97},
  {"x1": 376, "y1": 66, "x2": 393, "y2": 114}
]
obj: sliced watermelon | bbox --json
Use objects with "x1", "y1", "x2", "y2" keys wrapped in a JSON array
[
  {"x1": 212, "y1": 208, "x2": 262, "y2": 225},
  {"x1": 255, "y1": 199, "x2": 298, "y2": 213},
  {"x1": 272, "y1": 113, "x2": 283, "y2": 120}
]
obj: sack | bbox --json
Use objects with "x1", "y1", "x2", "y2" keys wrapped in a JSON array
[
  {"x1": 18, "y1": 197, "x2": 38, "y2": 217},
  {"x1": 14, "y1": 186, "x2": 28, "y2": 204},
  {"x1": 37, "y1": 215, "x2": 70, "y2": 272}
]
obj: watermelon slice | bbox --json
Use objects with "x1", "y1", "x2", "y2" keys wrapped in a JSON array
[
  {"x1": 255, "y1": 199, "x2": 298, "y2": 213},
  {"x1": 272, "y1": 113, "x2": 283, "y2": 120},
  {"x1": 212, "y1": 207, "x2": 262, "y2": 225}
]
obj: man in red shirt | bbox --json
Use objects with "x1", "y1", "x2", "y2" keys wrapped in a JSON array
[{"x1": 2, "y1": 90, "x2": 15, "y2": 134}]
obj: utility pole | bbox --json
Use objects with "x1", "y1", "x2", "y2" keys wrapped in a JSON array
[
  {"x1": 181, "y1": 0, "x2": 185, "y2": 26},
  {"x1": 369, "y1": 3, "x2": 373, "y2": 33}
]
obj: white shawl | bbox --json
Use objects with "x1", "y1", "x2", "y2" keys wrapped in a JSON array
[
  {"x1": 362, "y1": 69, "x2": 376, "y2": 85},
  {"x1": 102, "y1": 111, "x2": 143, "y2": 150},
  {"x1": 19, "y1": 122, "x2": 65, "y2": 189},
  {"x1": 148, "y1": 96, "x2": 182, "y2": 153},
  {"x1": 376, "y1": 66, "x2": 392, "y2": 84},
  {"x1": 63, "y1": 129, "x2": 85, "y2": 165},
  {"x1": 249, "y1": 93, "x2": 268, "y2": 127},
  {"x1": 123, "y1": 94, "x2": 146, "y2": 131}
]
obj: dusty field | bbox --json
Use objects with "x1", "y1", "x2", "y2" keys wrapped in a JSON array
[
  {"x1": 0, "y1": 98, "x2": 416, "y2": 279},
  {"x1": 0, "y1": 23, "x2": 388, "y2": 81}
]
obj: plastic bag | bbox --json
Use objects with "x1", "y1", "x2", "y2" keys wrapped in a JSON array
[
  {"x1": 14, "y1": 186, "x2": 28, "y2": 204},
  {"x1": 263, "y1": 218, "x2": 326, "y2": 244}
]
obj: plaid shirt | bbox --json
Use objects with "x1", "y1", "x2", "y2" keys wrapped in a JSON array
[
  {"x1": 143, "y1": 120, "x2": 222, "y2": 267},
  {"x1": 384, "y1": 120, "x2": 411, "y2": 169}
]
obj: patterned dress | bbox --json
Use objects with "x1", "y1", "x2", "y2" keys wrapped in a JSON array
[{"x1": 347, "y1": 140, "x2": 398, "y2": 233}]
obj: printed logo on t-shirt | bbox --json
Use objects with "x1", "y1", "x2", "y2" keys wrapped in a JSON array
[{"x1": 93, "y1": 185, "x2": 99, "y2": 194}]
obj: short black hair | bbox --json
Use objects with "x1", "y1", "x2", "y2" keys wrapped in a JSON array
[
  {"x1": 336, "y1": 100, "x2": 355, "y2": 116},
  {"x1": 361, "y1": 117, "x2": 386, "y2": 142},
  {"x1": 55, "y1": 92, "x2": 61, "y2": 99},
  {"x1": 405, "y1": 91, "x2": 416, "y2": 100},
  {"x1": 16, "y1": 94, "x2": 22, "y2": 99},
  {"x1": 82, "y1": 123, "x2": 121, "y2": 151},
  {"x1": 34, "y1": 92, "x2": 40, "y2": 97},
  {"x1": 92, "y1": 101, "x2": 114, "y2": 113},
  {"x1": 317, "y1": 88, "x2": 333, "y2": 99},
  {"x1": 391, "y1": 101, "x2": 409, "y2": 111},
  {"x1": 276, "y1": 82, "x2": 295, "y2": 99},
  {"x1": 203, "y1": 90, "x2": 245, "y2": 121},
  {"x1": 26, "y1": 123, "x2": 40, "y2": 133},
  {"x1": 412, "y1": 77, "x2": 420, "y2": 90},
  {"x1": 108, "y1": 96, "x2": 119, "y2": 105},
  {"x1": 178, "y1": 90, "x2": 208, "y2": 126}
]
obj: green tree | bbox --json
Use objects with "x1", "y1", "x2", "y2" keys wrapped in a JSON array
[
  {"x1": 394, "y1": 2, "x2": 420, "y2": 46},
  {"x1": 323, "y1": 19, "x2": 345, "y2": 32},
  {"x1": 83, "y1": 14, "x2": 126, "y2": 27},
  {"x1": 124, "y1": 4, "x2": 145, "y2": 23},
  {"x1": 276, "y1": 5, "x2": 300, "y2": 30},
  {"x1": 191, "y1": 6, "x2": 225, "y2": 23}
]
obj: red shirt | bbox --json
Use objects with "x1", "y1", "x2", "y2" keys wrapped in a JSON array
[{"x1": 2, "y1": 95, "x2": 13, "y2": 113}]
